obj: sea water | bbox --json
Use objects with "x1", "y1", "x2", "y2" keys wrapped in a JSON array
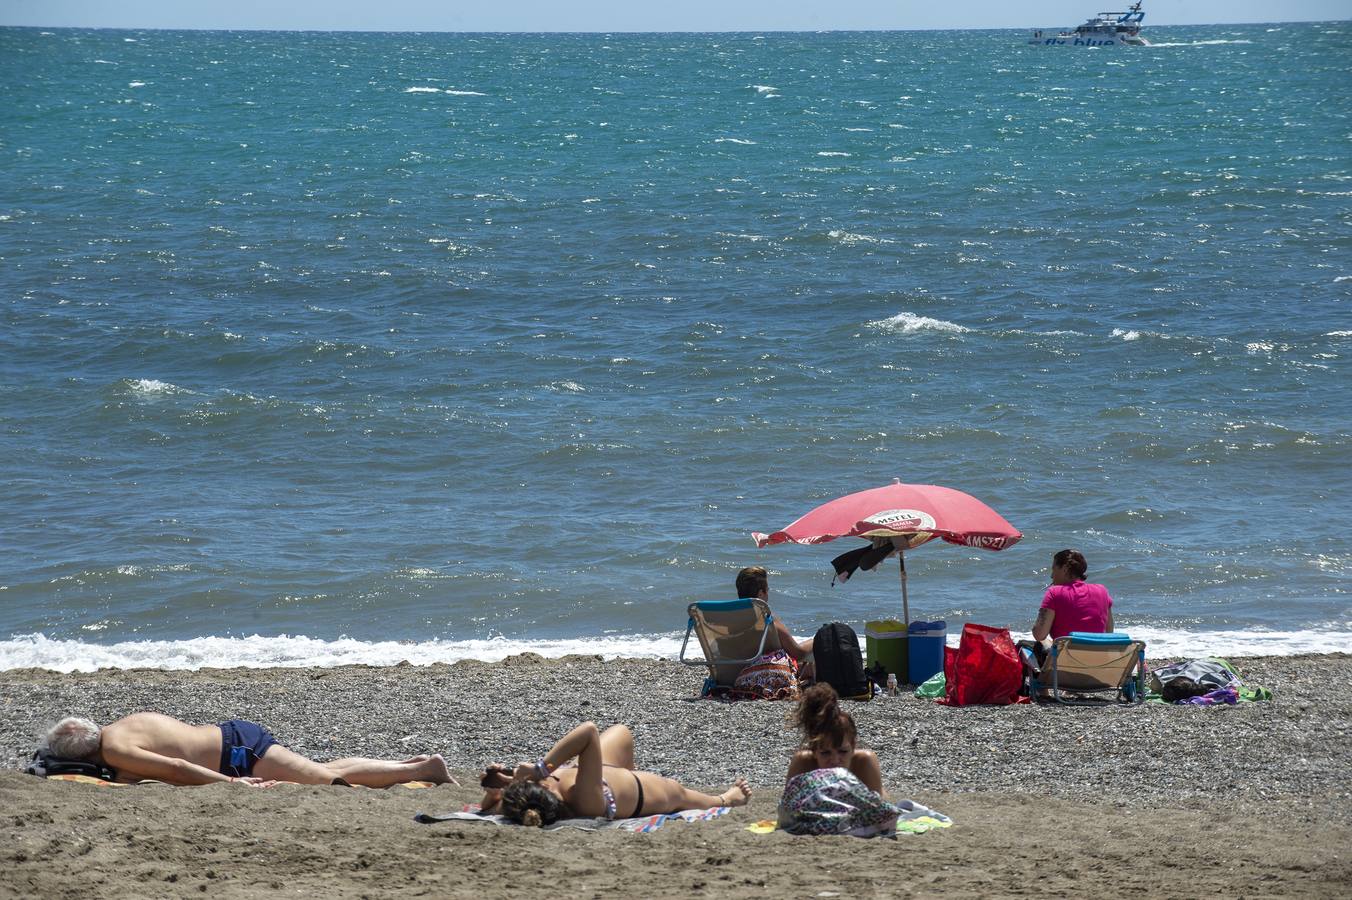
[{"x1": 2, "y1": 24, "x2": 1349, "y2": 671}]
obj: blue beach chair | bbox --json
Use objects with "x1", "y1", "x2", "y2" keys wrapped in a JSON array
[
  {"x1": 1029, "y1": 632, "x2": 1147, "y2": 705},
  {"x1": 678, "y1": 598, "x2": 781, "y2": 695}
]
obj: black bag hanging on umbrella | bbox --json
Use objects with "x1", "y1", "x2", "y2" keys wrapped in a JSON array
[{"x1": 812, "y1": 623, "x2": 871, "y2": 701}]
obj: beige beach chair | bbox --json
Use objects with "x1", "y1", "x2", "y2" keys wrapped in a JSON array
[
  {"x1": 678, "y1": 598, "x2": 783, "y2": 694},
  {"x1": 1030, "y1": 632, "x2": 1147, "y2": 705}
]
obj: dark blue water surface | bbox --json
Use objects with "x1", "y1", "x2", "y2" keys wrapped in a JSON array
[{"x1": 1, "y1": 24, "x2": 1349, "y2": 664}]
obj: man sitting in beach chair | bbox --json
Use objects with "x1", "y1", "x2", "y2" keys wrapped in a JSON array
[
  {"x1": 41, "y1": 713, "x2": 457, "y2": 787},
  {"x1": 734, "y1": 566, "x2": 815, "y2": 665},
  {"x1": 678, "y1": 567, "x2": 814, "y2": 695}
]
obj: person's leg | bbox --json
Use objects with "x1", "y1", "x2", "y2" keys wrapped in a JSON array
[
  {"x1": 325, "y1": 753, "x2": 453, "y2": 787},
  {"x1": 598, "y1": 725, "x2": 636, "y2": 770},
  {"x1": 848, "y1": 749, "x2": 885, "y2": 796},
  {"x1": 649, "y1": 774, "x2": 752, "y2": 811},
  {"x1": 251, "y1": 745, "x2": 345, "y2": 785}
]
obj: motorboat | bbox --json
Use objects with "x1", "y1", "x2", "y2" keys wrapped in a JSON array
[{"x1": 1029, "y1": 1, "x2": 1150, "y2": 46}]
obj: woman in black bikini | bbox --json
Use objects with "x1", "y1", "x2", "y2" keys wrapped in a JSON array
[{"x1": 478, "y1": 721, "x2": 751, "y2": 826}]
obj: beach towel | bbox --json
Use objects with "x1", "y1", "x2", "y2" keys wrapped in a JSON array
[
  {"x1": 42, "y1": 775, "x2": 435, "y2": 788},
  {"x1": 45, "y1": 774, "x2": 128, "y2": 787},
  {"x1": 773, "y1": 768, "x2": 951, "y2": 838},
  {"x1": 731, "y1": 650, "x2": 801, "y2": 700},
  {"x1": 747, "y1": 801, "x2": 953, "y2": 837},
  {"x1": 414, "y1": 804, "x2": 731, "y2": 834}
]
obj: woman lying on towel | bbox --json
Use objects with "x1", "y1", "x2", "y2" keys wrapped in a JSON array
[
  {"x1": 786, "y1": 683, "x2": 887, "y2": 797},
  {"x1": 477, "y1": 721, "x2": 751, "y2": 826}
]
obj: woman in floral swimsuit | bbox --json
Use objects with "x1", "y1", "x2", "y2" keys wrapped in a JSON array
[{"x1": 478, "y1": 721, "x2": 750, "y2": 826}]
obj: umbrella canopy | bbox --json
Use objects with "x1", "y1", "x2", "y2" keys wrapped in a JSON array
[
  {"x1": 752, "y1": 480, "x2": 1022, "y2": 624},
  {"x1": 753, "y1": 481, "x2": 1021, "y2": 551}
]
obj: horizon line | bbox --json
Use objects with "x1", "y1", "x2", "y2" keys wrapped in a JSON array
[{"x1": 1, "y1": 19, "x2": 1345, "y2": 35}]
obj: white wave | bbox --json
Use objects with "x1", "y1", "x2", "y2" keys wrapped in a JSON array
[
  {"x1": 1150, "y1": 39, "x2": 1254, "y2": 47},
  {"x1": 404, "y1": 86, "x2": 442, "y2": 93},
  {"x1": 817, "y1": 151, "x2": 852, "y2": 157},
  {"x1": 1333, "y1": 276, "x2": 1352, "y2": 283},
  {"x1": 750, "y1": 84, "x2": 778, "y2": 94},
  {"x1": 444, "y1": 90, "x2": 486, "y2": 96},
  {"x1": 128, "y1": 81, "x2": 146, "y2": 88},
  {"x1": 869, "y1": 312, "x2": 971, "y2": 335},
  {"x1": 3, "y1": 627, "x2": 1347, "y2": 673},
  {"x1": 0, "y1": 633, "x2": 682, "y2": 673},
  {"x1": 714, "y1": 138, "x2": 756, "y2": 145},
  {"x1": 1111, "y1": 328, "x2": 1142, "y2": 341},
  {"x1": 828, "y1": 229, "x2": 890, "y2": 245},
  {"x1": 126, "y1": 378, "x2": 186, "y2": 396},
  {"x1": 1326, "y1": 330, "x2": 1352, "y2": 337},
  {"x1": 1058, "y1": 627, "x2": 1352, "y2": 659}
]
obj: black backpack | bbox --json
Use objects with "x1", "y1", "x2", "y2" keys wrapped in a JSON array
[
  {"x1": 25, "y1": 748, "x2": 117, "y2": 782},
  {"x1": 812, "y1": 622, "x2": 871, "y2": 701}
]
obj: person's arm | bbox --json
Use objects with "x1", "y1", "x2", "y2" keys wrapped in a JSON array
[
  {"x1": 512, "y1": 721, "x2": 603, "y2": 786},
  {"x1": 773, "y1": 618, "x2": 812, "y2": 661},
  {"x1": 511, "y1": 722, "x2": 605, "y2": 814},
  {"x1": 100, "y1": 741, "x2": 237, "y2": 786},
  {"x1": 478, "y1": 764, "x2": 512, "y2": 812},
  {"x1": 1032, "y1": 608, "x2": 1055, "y2": 643},
  {"x1": 1105, "y1": 609, "x2": 1114, "y2": 633},
  {"x1": 479, "y1": 787, "x2": 503, "y2": 812}
]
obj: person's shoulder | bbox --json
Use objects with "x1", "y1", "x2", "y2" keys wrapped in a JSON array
[{"x1": 1041, "y1": 583, "x2": 1068, "y2": 605}]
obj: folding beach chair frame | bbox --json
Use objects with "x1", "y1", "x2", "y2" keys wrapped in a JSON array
[
  {"x1": 678, "y1": 598, "x2": 779, "y2": 695},
  {"x1": 1030, "y1": 633, "x2": 1147, "y2": 705}
]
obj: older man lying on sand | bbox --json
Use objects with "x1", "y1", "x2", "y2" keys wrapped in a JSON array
[{"x1": 45, "y1": 713, "x2": 456, "y2": 787}]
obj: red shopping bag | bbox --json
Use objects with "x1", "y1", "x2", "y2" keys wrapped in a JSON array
[{"x1": 938, "y1": 623, "x2": 1024, "y2": 706}]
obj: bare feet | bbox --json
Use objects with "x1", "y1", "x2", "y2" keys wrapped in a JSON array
[
  {"x1": 718, "y1": 778, "x2": 752, "y2": 807},
  {"x1": 416, "y1": 754, "x2": 457, "y2": 785}
]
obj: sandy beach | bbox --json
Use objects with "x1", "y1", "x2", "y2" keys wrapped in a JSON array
[{"x1": 2, "y1": 653, "x2": 1349, "y2": 898}]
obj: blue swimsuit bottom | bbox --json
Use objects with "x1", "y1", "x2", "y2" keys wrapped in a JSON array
[{"x1": 217, "y1": 719, "x2": 279, "y2": 777}]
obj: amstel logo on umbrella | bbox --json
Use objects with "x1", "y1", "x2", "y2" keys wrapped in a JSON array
[{"x1": 859, "y1": 509, "x2": 937, "y2": 533}]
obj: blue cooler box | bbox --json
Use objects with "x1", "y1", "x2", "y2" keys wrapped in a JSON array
[{"x1": 907, "y1": 620, "x2": 947, "y2": 686}]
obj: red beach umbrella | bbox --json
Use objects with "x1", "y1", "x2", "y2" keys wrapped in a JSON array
[{"x1": 752, "y1": 479, "x2": 1022, "y2": 625}]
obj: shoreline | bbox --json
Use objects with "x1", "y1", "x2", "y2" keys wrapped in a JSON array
[
  {"x1": 2, "y1": 653, "x2": 1349, "y2": 897},
  {"x1": 4, "y1": 628, "x2": 1349, "y2": 673}
]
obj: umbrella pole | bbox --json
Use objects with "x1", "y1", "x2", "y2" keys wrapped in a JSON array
[{"x1": 899, "y1": 549, "x2": 910, "y2": 626}]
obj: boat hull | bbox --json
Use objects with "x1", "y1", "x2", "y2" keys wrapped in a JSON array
[{"x1": 1028, "y1": 33, "x2": 1149, "y2": 46}]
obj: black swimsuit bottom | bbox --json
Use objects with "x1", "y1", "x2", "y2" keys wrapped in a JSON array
[{"x1": 630, "y1": 770, "x2": 645, "y2": 818}]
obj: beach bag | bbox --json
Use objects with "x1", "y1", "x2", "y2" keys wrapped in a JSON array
[
  {"x1": 732, "y1": 650, "x2": 801, "y2": 700},
  {"x1": 938, "y1": 623, "x2": 1023, "y2": 706},
  {"x1": 25, "y1": 748, "x2": 117, "y2": 782},
  {"x1": 777, "y1": 768, "x2": 901, "y2": 837},
  {"x1": 1149, "y1": 659, "x2": 1238, "y2": 696},
  {"x1": 812, "y1": 622, "x2": 870, "y2": 700}
]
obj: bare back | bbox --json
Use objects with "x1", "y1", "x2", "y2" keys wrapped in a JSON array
[{"x1": 100, "y1": 713, "x2": 222, "y2": 783}]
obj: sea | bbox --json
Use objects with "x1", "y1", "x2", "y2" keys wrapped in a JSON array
[{"x1": 2, "y1": 22, "x2": 1349, "y2": 672}]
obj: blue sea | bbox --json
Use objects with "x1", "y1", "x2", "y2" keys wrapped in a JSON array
[{"x1": 2, "y1": 23, "x2": 1349, "y2": 671}]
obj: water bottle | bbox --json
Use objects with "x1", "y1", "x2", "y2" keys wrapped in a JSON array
[{"x1": 885, "y1": 673, "x2": 899, "y2": 696}]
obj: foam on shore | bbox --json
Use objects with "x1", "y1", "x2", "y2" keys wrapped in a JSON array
[{"x1": 2, "y1": 628, "x2": 1347, "y2": 673}]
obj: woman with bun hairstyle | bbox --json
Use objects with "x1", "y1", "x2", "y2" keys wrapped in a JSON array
[
  {"x1": 786, "y1": 683, "x2": 886, "y2": 796},
  {"x1": 478, "y1": 722, "x2": 751, "y2": 826},
  {"x1": 1031, "y1": 548, "x2": 1114, "y2": 648}
]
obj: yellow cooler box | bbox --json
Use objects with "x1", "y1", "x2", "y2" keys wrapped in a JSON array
[{"x1": 865, "y1": 620, "x2": 909, "y2": 684}]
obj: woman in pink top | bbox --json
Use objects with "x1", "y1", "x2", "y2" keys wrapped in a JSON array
[{"x1": 1032, "y1": 549, "x2": 1114, "y2": 648}]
